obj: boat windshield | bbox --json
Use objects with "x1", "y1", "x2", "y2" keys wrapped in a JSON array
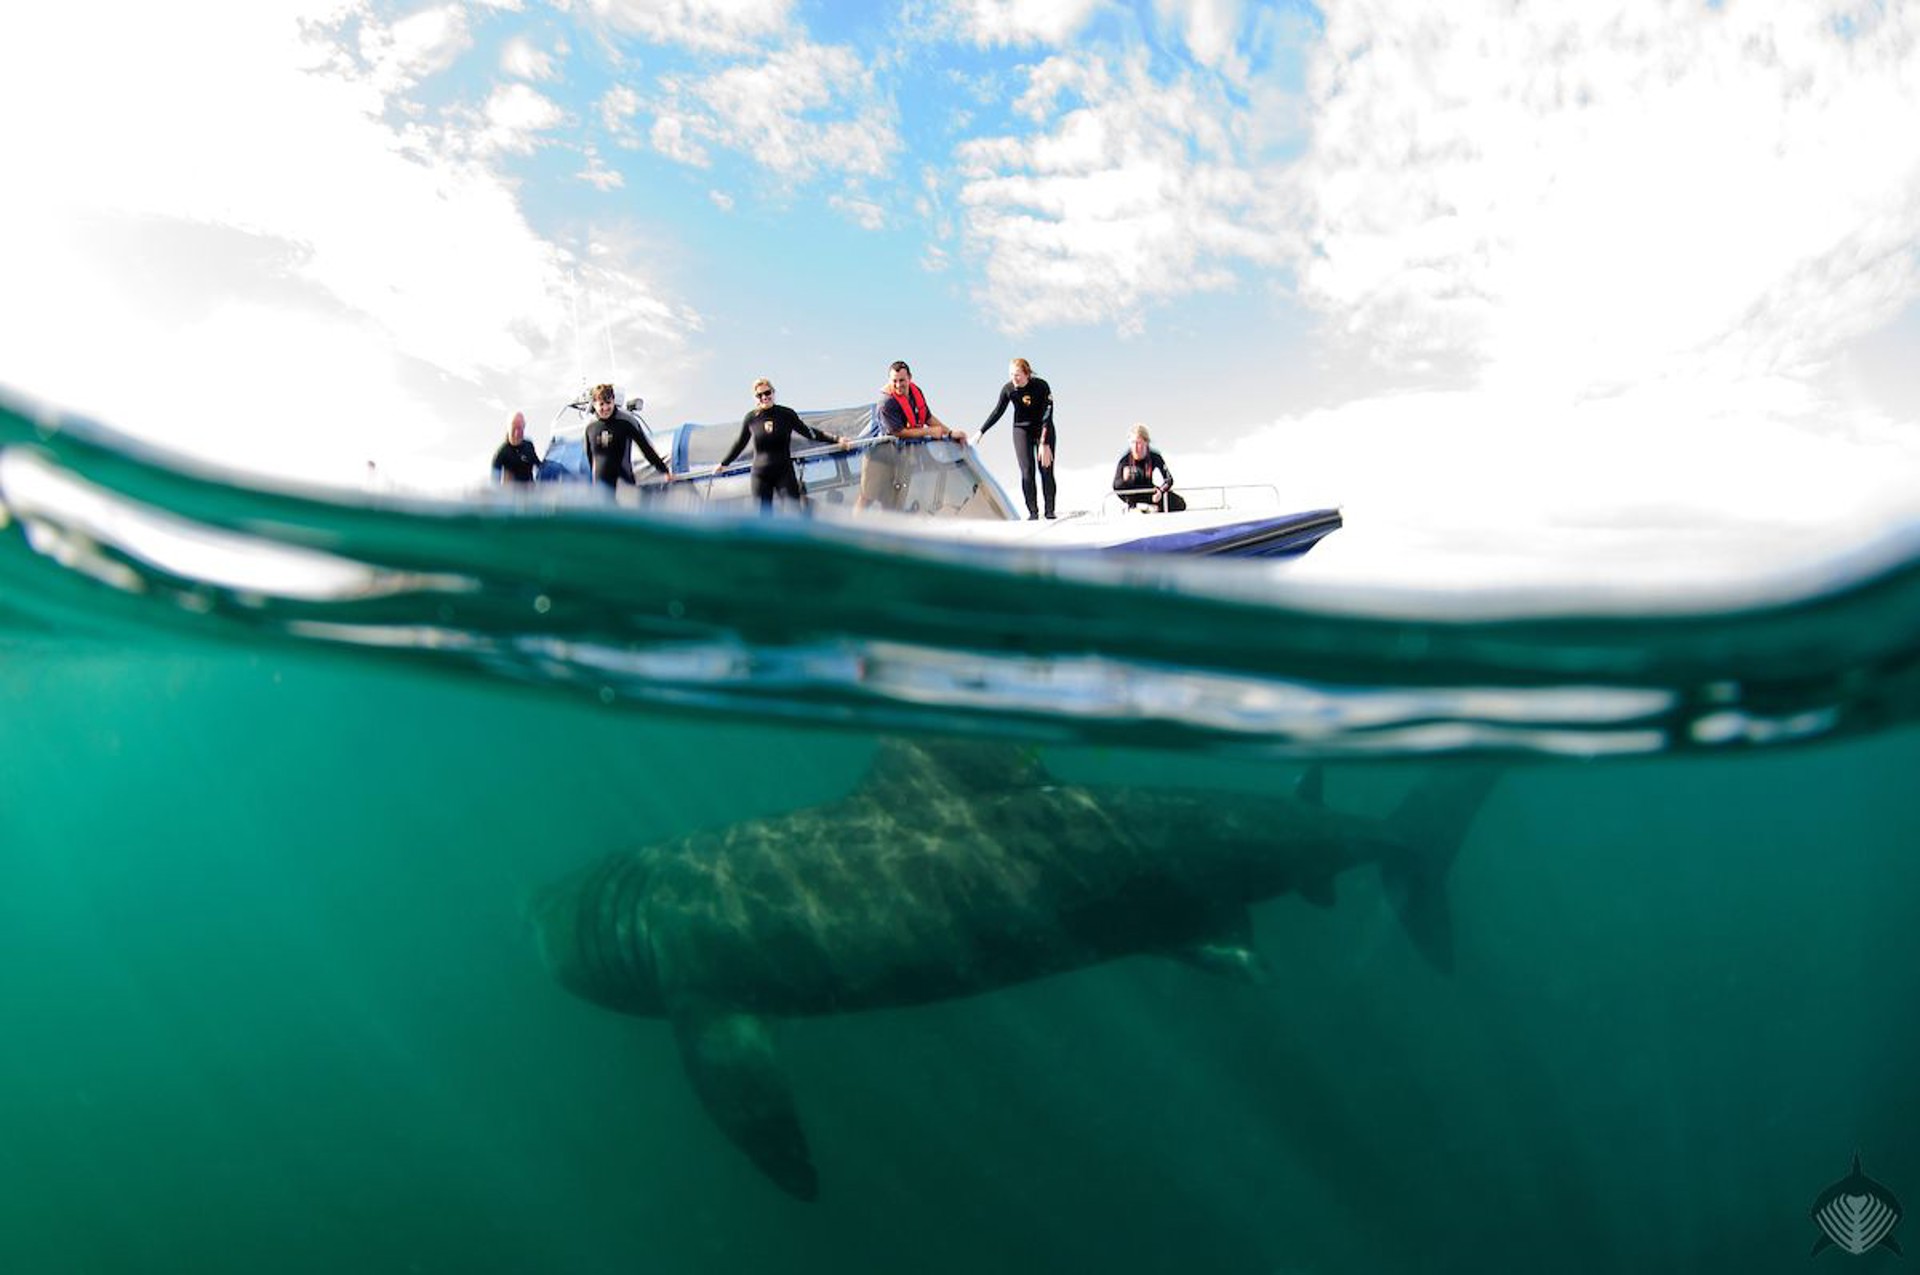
[
  {"x1": 656, "y1": 439, "x2": 1018, "y2": 520},
  {"x1": 539, "y1": 401, "x2": 1020, "y2": 522}
]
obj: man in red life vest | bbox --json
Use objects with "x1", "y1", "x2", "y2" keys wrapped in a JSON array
[{"x1": 854, "y1": 360, "x2": 969, "y2": 513}]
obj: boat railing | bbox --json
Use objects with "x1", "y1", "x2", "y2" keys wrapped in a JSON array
[
  {"x1": 689, "y1": 432, "x2": 899, "y2": 482},
  {"x1": 638, "y1": 434, "x2": 1015, "y2": 521},
  {"x1": 1101, "y1": 483, "x2": 1282, "y2": 515}
]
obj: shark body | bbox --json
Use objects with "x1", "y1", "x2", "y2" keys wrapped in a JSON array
[{"x1": 534, "y1": 740, "x2": 1497, "y2": 1199}]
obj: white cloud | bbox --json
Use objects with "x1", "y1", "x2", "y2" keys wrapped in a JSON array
[
  {"x1": 829, "y1": 194, "x2": 887, "y2": 231},
  {"x1": 1293, "y1": 0, "x2": 1920, "y2": 399},
  {"x1": 650, "y1": 111, "x2": 711, "y2": 166},
  {"x1": 1153, "y1": 0, "x2": 1244, "y2": 73},
  {"x1": 935, "y1": 0, "x2": 1107, "y2": 47},
  {"x1": 1195, "y1": 383, "x2": 1920, "y2": 591},
  {"x1": 955, "y1": 49, "x2": 1298, "y2": 331},
  {"x1": 501, "y1": 35, "x2": 557, "y2": 81},
  {"x1": 0, "y1": 1, "x2": 696, "y2": 489},
  {"x1": 354, "y1": 3, "x2": 472, "y2": 95},
  {"x1": 650, "y1": 43, "x2": 901, "y2": 182},
  {"x1": 598, "y1": 84, "x2": 645, "y2": 141},
  {"x1": 709, "y1": 189, "x2": 736, "y2": 211},
  {"x1": 1129, "y1": 1, "x2": 1920, "y2": 589},
  {"x1": 586, "y1": 0, "x2": 794, "y2": 54},
  {"x1": 476, "y1": 82, "x2": 566, "y2": 154},
  {"x1": 578, "y1": 146, "x2": 626, "y2": 190}
]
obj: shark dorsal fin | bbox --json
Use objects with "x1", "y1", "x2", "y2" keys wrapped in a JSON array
[{"x1": 1294, "y1": 765, "x2": 1325, "y2": 807}]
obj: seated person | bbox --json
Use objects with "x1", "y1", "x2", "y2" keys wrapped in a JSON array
[{"x1": 1112, "y1": 423, "x2": 1182, "y2": 512}]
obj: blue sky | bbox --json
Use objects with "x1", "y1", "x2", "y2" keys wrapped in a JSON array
[{"x1": 2, "y1": 0, "x2": 1917, "y2": 588}]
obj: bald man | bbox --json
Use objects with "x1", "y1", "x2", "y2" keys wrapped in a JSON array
[{"x1": 491, "y1": 411, "x2": 540, "y2": 484}]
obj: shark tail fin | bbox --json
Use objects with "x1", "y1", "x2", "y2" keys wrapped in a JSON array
[{"x1": 1377, "y1": 766, "x2": 1501, "y2": 973}]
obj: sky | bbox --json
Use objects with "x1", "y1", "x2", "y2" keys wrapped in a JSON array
[{"x1": 2, "y1": 0, "x2": 1918, "y2": 589}]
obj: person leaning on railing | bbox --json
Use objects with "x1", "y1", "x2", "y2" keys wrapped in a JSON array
[
  {"x1": 854, "y1": 359, "x2": 969, "y2": 513},
  {"x1": 714, "y1": 377, "x2": 853, "y2": 513},
  {"x1": 1112, "y1": 423, "x2": 1183, "y2": 513}
]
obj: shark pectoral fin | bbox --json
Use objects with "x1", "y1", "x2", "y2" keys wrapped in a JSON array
[
  {"x1": 1167, "y1": 942, "x2": 1272, "y2": 983},
  {"x1": 1165, "y1": 908, "x2": 1270, "y2": 983},
  {"x1": 669, "y1": 1001, "x2": 818, "y2": 1201}
]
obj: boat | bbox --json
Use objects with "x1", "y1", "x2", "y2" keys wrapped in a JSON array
[{"x1": 536, "y1": 396, "x2": 1342, "y2": 560}]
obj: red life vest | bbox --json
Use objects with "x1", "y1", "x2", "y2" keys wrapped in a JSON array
[{"x1": 886, "y1": 383, "x2": 929, "y2": 430}]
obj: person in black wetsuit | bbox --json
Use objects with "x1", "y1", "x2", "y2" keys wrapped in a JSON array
[
  {"x1": 978, "y1": 357, "x2": 1056, "y2": 519},
  {"x1": 490, "y1": 411, "x2": 540, "y2": 485},
  {"x1": 714, "y1": 378, "x2": 853, "y2": 512},
  {"x1": 1113, "y1": 423, "x2": 1181, "y2": 512},
  {"x1": 586, "y1": 382, "x2": 672, "y2": 494}
]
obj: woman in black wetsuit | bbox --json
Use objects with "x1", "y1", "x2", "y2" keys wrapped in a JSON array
[
  {"x1": 714, "y1": 378, "x2": 852, "y2": 512},
  {"x1": 978, "y1": 357, "x2": 1056, "y2": 520},
  {"x1": 1113, "y1": 422, "x2": 1180, "y2": 512}
]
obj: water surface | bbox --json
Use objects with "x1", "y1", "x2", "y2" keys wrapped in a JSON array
[{"x1": 3, "y1": 391, "x2": 1916, "y2": 1273}]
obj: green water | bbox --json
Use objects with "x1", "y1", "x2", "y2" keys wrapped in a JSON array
[{"x1": 3, "y1": 392, "x2": 1917, "y2": 1271}]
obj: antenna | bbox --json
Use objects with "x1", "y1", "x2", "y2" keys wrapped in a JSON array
[
  {"x1": 604, "y1": 303, "x2": 618, "y2": 398},
  {"x1": 570, "y1": 269, "x2": 584, "y2": 395}
]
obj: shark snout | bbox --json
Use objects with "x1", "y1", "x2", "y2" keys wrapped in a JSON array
[{"x1": 523, "y1": 873, "x2": 586, "y2": 978}]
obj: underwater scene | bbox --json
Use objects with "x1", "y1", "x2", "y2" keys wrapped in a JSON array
[{"x1": 3, "y1": 391, "x2": 1919, "y2": 1274}]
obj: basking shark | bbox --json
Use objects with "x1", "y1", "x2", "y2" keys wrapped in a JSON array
[{"x1": 532, "y1": 739, "x2": 1498, "y2": 1200}]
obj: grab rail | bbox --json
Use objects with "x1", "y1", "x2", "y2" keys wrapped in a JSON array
[{"x1": 1101, "y1": 483, "x2": 1281, "y2": 514}]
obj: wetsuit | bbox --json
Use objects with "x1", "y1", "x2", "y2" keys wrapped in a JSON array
[
  {"x1": 587, "y1": 406, "x2": 670, "y2": 491},
  {"x1": 718, "y1": 404, "x2": 838, "y2": 511},
  {"x1": 980, "y1": 376, "x2": 1056, "y2": 519},
  {"x1": 490, "y1": 438, "x2": 540, "y2": 484},
  {"x1": 1113, "y1": 447, "x2": 1175, "y2": 511}
]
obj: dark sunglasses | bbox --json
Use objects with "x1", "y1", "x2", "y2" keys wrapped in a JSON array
[{"x1": 755, "y1": 389, "x2": 774, "y2": 399}]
